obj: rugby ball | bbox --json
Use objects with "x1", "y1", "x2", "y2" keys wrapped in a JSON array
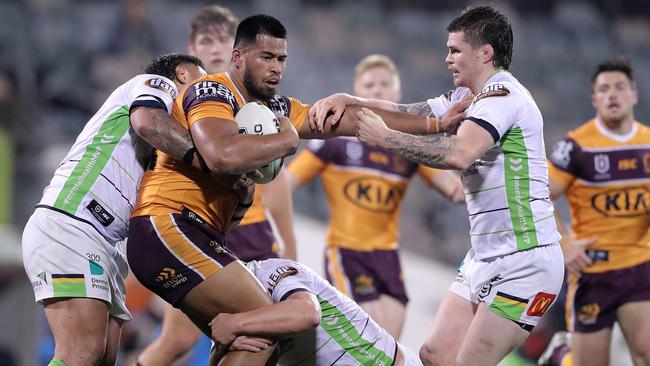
[{"x1": 235, "y1": 102, "x2": 283, "y2": 184}]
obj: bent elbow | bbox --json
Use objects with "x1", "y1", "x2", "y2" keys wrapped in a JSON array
[
  {"x1": 202, "y1": 153, "x2": 237, "y2": 175},
  {"x1": 306, "y1": 307, "x2": 321, "y2": 329},
  {"x1": 450, "y1": 156, "x2": 473, "y2": 171}
]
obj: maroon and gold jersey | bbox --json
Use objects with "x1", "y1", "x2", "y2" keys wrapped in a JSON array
[
  {"x1": 132, "y1": 72, "x2": 309, "y2": 232},
  {"x1": 288, "y1": 138, "x2": 441, "y2": 251},
  {"x1": 548, "y1": 119, "x2": 650, "y2": 273}
]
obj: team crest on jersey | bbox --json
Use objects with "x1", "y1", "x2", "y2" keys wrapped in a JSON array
[
  {"x1": 593, "y1": 154, "x2": 610, "y2": 175},
  {"x1": 474, "y1": 84, "x2": 510, "y2": 102},
  {"x1": 145, "y1": 78, "x2": 177, "y2": 98},
  {"x1": 267, "y1": 95, "x2": 291, "y2": 117},
  {"x1": 346, "y1": 141, "x2": 363, "y2": 161}
]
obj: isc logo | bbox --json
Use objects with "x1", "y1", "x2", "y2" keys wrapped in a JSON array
[
  {"x1": 591, "y1": 187, "x2": 650, "y2": 217},
  {"x1": 343, "y1": 176, "x2": 404, "y2": 212}
]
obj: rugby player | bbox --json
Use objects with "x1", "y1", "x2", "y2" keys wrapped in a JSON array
[
  {"x1": 135, "y1": 6, "x2": 298, "y2": 365},
  {"x1": 211, "y1": 258, "x2": 424, "y2": 366},
  {"x1": 127, "y1": 14, "x2": 465, "y2": 365},
  {"x1": 287, "y1": 54, "x2": 464, "y2": 339},
  {"x1": 540, "y1": 58, "x2": 650, "y2": 366},
  {"x1": 311, "y1": 6, "x2": 564, "y2": 365},
  {"x1": 22, "y1": 53, "x2": 209, "y2": 366}
]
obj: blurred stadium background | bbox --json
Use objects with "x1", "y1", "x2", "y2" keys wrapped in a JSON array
[{"x1": 0, "y1": 0, "x2": 648, "y2": 364}]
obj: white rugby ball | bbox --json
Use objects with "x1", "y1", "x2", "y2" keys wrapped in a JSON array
[{"x1": 235, "y1": 102, "x2": 283, "y2": 184}]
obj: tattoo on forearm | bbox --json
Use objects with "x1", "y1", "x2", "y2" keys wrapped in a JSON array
[
  {"x1": 149, "y1": 109, "x2": 194, "y2": 160},
  {"x1": 385, "y1": 131, "x2": 456, "y2": 168},
  {"x1": 395, "y1": 101, "x2": 433, "y2": 117}
]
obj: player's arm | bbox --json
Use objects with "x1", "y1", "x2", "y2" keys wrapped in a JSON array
[
  {"x1": 355, "y1": 108, "x2": 493, "y2": 170},
  {"x1": 261, "y1": 169, "x2": 297, "y2": 260},
  {"x1": 308, "y1": 93, "x2": 472, "y2": 135},
  {"x1": 210, "y1": 291, "x2": 321, "y2": 346},
  {"x1": 547, "y1": 144, "x2": 596, "y2": 276},
  {"x1": 421, "y1": 168, "x2": 465, "y2": 203},
  {"x1": 191, "y1": 115, "x2": 299, "y2": 175}
]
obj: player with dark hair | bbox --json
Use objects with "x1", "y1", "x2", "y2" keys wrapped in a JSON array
[
  {"x1": 539, "y1": 57, "x2": 650, "y2": 366},
  {"x1": 135, "y1": 8, "x2": 298, "y2": 366},
  {"x1": 21, "y1": 53, "x2": 212, "y2": 366},
  {"x1": 288, "y1": 54, "x2": 464, "y2": 339},
  {"x1": 311, "y1": 6, "x2": 563, "y2": 365},
  {"x1": 127, "y1": 14, "x2": 464, "y2": 365}
]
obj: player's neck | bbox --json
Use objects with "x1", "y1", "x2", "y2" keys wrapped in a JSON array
[
  {"x1": 471, "y1": 67, "x2": 502, "y2": 95},
  {"x1": 597, "y1": 115, "x2": 635, "y2": 136},
  {"x1": 226, "y1": 68, "x2": 254, "y2": 103}
]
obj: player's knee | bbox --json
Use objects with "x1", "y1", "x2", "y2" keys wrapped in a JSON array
[
  {"x1": 630, "y1": 339, "x2": 650, "y2": 364},
  {"x1": 57, "y1": 337, "x2": 106, "y2": 365},
  {"x1": 419, "y1": 343, "x2": 448, "y2": 366}
]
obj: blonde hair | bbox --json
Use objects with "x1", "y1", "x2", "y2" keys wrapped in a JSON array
[{"x1": 354, "y1": 54, "x2": 401, "y2": 89}]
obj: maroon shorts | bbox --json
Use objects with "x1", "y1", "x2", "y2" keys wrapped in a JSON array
[
  {"x1": 566, "y1": 259, "x2": 650, "y2": 333},
  {"x1": 127, "y1": 212, "x2": 238, "y2": 306},
  {"x1": 225, "y1": 220, "x2": 279, "y2": 262},
  {"x1": 324, "y1": 247, "x2": 408, "y2": 305}
]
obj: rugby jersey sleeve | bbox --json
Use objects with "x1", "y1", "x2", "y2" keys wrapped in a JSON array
[
  {"x1": 270, "y1": 268, "x2": 314, "y2": 303},
  {"x1": 465, "y1": 82, "x2": 517, "y2": 143},
  {"x1": 182, "y1": 79, "x2": 238, "y2": 126},
  {"x1": 129, "y1": 75, "x2": 178, "y2": 113},
  {"x1": 267, "y1": 95, "x2": 309, "y2": 131},
  {"x1": 427, "y1": 87, "x2": 472, "y2": 118},
  {"x1": 416, "y1": 165, "x2": 441, "y2": 185},
  {"x1": 548, "y1": 136, "x2": 581, "y2": 186}
]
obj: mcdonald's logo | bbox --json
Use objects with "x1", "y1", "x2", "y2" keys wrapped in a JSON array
[{"x1": 526, "y1": 292, "x2": 557, "y2": 317}]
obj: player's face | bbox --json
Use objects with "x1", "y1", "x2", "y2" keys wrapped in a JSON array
[
  {"x1": 188, "y1": 26, "x2": 234, "y2": 74},
  {"x1": 592, "y1": 71, "x2": 638, "y2": 124},
  {"x1": 446, "y1": 32, "x2": 482, "y2": 88},
  {"x1": 242, "y1": 34, "x2": 287, "y2": 101},
  {"x1": 354, "y1": 66, "x2": 401, "y2": 103}
]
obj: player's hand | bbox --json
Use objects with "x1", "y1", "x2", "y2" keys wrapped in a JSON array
[
  {"x1": 278, "y1": 115, "x2": 299, "y2": 154},
  {"x1": 229, "y1": 336, "x2": 273, "y2": 353},
  {"x1": 356, "y1": 107, "x2": 390, "y2": 147},
  {"x1": 309, "y1": 93, "x2": 355, "y2": 133},
  {"x1": 210, "y1": 313, "x2": 238, "y2": 347},
  {"x1": 562, "y1": 236, "x2": 597, "y2": 278},
  {"x1": 439, "y1": 95, "x2": 473, "y2": 134}
]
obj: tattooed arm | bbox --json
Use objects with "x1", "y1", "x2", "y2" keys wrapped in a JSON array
[
  {"x1": 130, "y1": 107, "x2": 200, "y2": 168},
  {"x1": 356, "y1": 108, "x2": 495, "y2": 170},
  {"x1": 395, "y1": 101, "x2": 434, "y2": 116}
]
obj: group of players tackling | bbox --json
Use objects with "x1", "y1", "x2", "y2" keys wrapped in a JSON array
[{"x1": 21, "y1": 3, "x2": 650, "y2": 366}]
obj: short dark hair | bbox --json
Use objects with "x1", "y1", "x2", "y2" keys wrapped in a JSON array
[
  {"x1": 234, "y1": 14, "x2": 287, "y2": 49},
  {"x1": 592, "y1": 57, "x2": 634, "y2": 84},
  {"x1": 189, "y1": 5, "x2": 238, "y2": 42},
  {"x1": 144, "y1": 53, "x2": 204, "y2": 80},
  {"x1": 447, "y1": 6, "x2": 513, "y2": 70}
]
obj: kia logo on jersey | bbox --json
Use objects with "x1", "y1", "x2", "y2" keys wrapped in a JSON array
[{"x1": 343, "y1": 176, "x2": 404, "y2": 213}]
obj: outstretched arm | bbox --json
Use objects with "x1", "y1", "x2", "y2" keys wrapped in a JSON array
[{"x1": 355, "y1": 108, "x2": 494, "y2": 170}]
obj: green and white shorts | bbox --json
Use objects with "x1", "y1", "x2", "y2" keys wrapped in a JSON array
[
  {"x1": 22, "y1": 207, "x2": 131, "y2": 320},
  {"x1": 449, "y1": 243, "x2": 564, "y2": 330}
]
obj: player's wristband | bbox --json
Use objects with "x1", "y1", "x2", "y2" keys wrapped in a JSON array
[
  {"x1": 425, "y1": 116, "x2": 440, "y2": 134},
  {"x1": 182, "y1": 147, "x2": 196, "y2": 165}
]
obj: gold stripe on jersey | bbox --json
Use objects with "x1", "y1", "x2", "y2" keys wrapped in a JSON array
[
  {"x1": 150, "y1": 214, "x2": 222, "y2": 279},
  {"x1": 548, "y1": 119, "x2": 650, "y2": 273},
  {"x1": 132, "y1": 72, "x2": 308, "y2": 232}
]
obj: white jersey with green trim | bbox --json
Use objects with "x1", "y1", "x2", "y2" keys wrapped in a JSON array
[
  {"x1": 249, "y1": 259, "x2": 400, "y2": 366},
  {"x1": 39, "y1": 74, "x2": 178, "y2": 245},
  {"x1": 428, "y1": 71, "x2": 560, "y2": 260}
]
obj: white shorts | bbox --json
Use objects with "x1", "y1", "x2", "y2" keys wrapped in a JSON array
[
  {"x1": 449, "y1": 243, "x2": 564, "y2": 329},
  {"x1": 22, "y1": 207, "x2": 131, "y2": 320}
]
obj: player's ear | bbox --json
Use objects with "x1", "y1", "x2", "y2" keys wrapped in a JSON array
[
  {"x1": 232, "y1": 48, "x2": 244, "y2": 69},
  {"x1": 174, "y1": 64, "x2": 192, "y2": 85},
  {"x1": 482, "y1": 43, "x2": 494, "y2": 66}
]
